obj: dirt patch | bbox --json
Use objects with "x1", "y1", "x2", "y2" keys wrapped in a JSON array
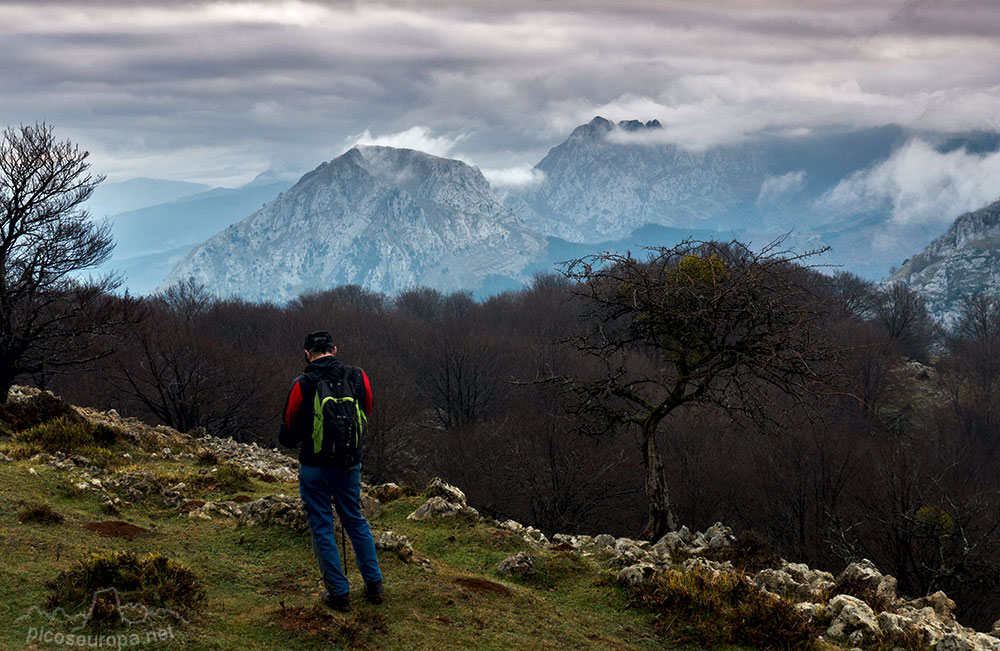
[
  {"x1": 83, "y1": 521, "x2": 151, "y2": 539},
  {"x1": 232, "y1": 495, "x2": 254, "y2": 503},
  {"x1": 263, "y1": 569, "x2": 309, "y2": 595},
  {"x1": 272, "y1": 604, "x2": 335, "y2": 639},
  {"x1": 454, "y1": 577, "x2": 510, "y2": 595},
  {"x1": 551, "y1": 542, "x2": 575, "y2": 551},
  {"x1": 178, "y1": 500, "x2": 206, "y2": 513},
  {"x1": 259, "y1": 473, "x2": 279, "y2": 483}
]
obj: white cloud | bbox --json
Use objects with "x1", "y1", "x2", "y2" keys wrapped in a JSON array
[
  {"x1": 758, "y1": 171, "x2": 806, "y2": 202},
  {"x1": 5, "y1": 1, "x2": 1000, "y2": 182},
  {"x1": 479, "y1": 165, "x2": 546, "y2": 188},
  {"x1": 823, "y1": 139, "x2": 1000, "y2": 226},
  {"x1": 348, "y1": 126, "x2": 463, "y2": 158}
]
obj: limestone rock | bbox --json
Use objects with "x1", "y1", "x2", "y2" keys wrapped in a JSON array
[
  {"x1": 407, "y1": 496, "x2": 477, "y2": 521},
  {"x1": 592, "y1": 534, "x2": 616, "y2": 551},
  {"x1": 907, "y1": 591, "x2": 957, "y2": 622},
  {"x1": 498, "y1": 551, "x2": 536, "y2": 578},
  {"x1": 617, "y1": 563, "x2": 658, "y2": 587},
  {"x1": 375, "y1": 530, "x2": 414, "y2": 562},
  {"x1": 837, "y1": 558, "x2": 897, "y2": 604},
  {"x1": 425, "y1": 477, "x2": 467, "y2": 506},
  {"x1": 755, "y1": 561, "x2": 834, "y2": 602},
  {"x1": 237, "y1": 494, "x2": 308, "y2": 532},
  {"x1": 826, "y1": 594, "x2": 880, "y2": 641},
  {"x1": 360, "y1": 492, "x2": 383, "y2": 520},
  {"x1": 682, "y1": 557, "x2": 733, "y2": 579}
]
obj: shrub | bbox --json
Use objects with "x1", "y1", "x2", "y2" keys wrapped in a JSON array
[
  {"x1": 18, "y1": 502, "x2": 64, "y2": 524},
  {"x1": 196, "y1": 448, "x2": 220, "y2": 466},
  {"x1": 0, "y1": 392, "x2": 82, "y2": 432},
  {"x1": 15, "y1": 417, "x2": 118, "y2": 454},
  {"x1": 704, "y1": 530, "x2": 782, "y2": 573},
  {"x1": 45, "y1": 551, "x2": 204, "y2": 627},
  {"x1": 828, "y1": 573, "x2": 892, "y2": 612},
  {"x1": 629, "y1": 566, "x2": 820, "y2": 649},
  {"x1": 215, "y1": 463, "x2": 253, "y2": 492}
]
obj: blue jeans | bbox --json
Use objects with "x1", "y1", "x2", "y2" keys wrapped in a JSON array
[{"x1": 299, "y1": 463, "x2": 382, "y2": 596}]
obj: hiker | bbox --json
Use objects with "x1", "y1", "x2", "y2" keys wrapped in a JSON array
[{"x1": 278, "y1": 330, "x2": 383, "y2": 611}]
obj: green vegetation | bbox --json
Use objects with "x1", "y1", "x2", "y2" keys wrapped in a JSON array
[
  {"x1": 629, "y1": 566, "x2": 820, "y2": 649},
  {"x1": 18, "y1": 502, "x2": 64, "y2": 525},
  {"x1": 213, "y1": 463, "x2": 254, "y2": 493},
  {"x1": 46, "y1": 551, "x2": 205, "y2": 626},
  {"x1": 0, "y1": 390, "x2": 82, "y2": 432}
]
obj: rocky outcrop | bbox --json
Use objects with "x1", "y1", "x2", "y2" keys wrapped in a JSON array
[
  {"x1": 497, "y1": 551, "x2": 536, "y2": 578},
  {"x1": 479, "y1": 514, "x2": 1000, "y2": 650},
  {"x1": 407, "y1": 478, "x2": 480, "y2": 521},
  {"x1": 889, "y1": 198, "x2": 1000, "y2": 324}
]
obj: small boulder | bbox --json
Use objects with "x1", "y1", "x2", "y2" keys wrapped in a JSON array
[
  {"x1": 592, "y1": 534, "x2": 616, "y2": 551},
  {"x1": 837, "y1": 558, "x2": 897, "y2": 605},
  {"x1": 498, "y1": 551, "x2": 536, "y2": 578},
  {"x1": 826, "y1": 594, "x2": 880, "y2": 641},
  {"x1": 425, "y1": 477, "x2": 467, "y2": 506},
  {"x1": 407, "y1": 496, "x2": 465, "y2": 521},
  {"x1": 360, "y1": 492, "x2": 382, "y2": 520},
  {"x1": 375, "y1": 530, "x2": 414, "y2": 562},
  {"x1": 617, "y1": 563, "x2": 658, "y2": 587},
  {"x1": 237, "y1": 494, "x2": 308, "y2": 532},
  {"x1": 704, "y1": 522, "x2": 735, "y2": 549}
]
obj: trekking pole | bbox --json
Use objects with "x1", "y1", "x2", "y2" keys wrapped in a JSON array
[{"x1": 341, "y1": 522, "x2": 348, "y2": 581}]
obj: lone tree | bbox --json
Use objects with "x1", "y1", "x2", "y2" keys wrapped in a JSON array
[
  {"x1": 0, "y1": 123, "x2": 123, "y2": 401},
  {"x1": 563, "y1": 240, "x2": 836, "y2": 541}
]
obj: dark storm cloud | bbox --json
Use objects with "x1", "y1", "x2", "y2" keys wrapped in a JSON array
[{"x1": 1, "y1": 0, "x2": 998, "y2": 184}]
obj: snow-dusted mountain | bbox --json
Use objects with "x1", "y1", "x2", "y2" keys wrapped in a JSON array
[
  {"x1": 162, "y1": 146, "x2": 547, "y2": 301},
  {"x1": 512, "y1": 117, "x2": 769, "y2": 241},
  {"x1": 509, "y1": 118, "x2": 1000, "y2": 280},
  {"x1": 888, "y1": 199, "x2": 1000, "y2": 325}
]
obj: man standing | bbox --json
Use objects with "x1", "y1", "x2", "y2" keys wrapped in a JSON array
[{"x1": 279, "y1": 330, "x2": 383, "y2": 611}]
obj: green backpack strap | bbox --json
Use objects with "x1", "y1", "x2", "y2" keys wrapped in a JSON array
[{"x1": 310, "y1": 367, "x2": 367, "y2": 456}]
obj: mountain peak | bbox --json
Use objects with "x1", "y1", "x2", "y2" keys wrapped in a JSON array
[{"x1": 889, "y1": 198, "x2": 1000, "y2": 324}]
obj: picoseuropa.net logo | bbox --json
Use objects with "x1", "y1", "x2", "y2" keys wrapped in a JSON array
[{"x1": 15, "y1": 587, "x2": 187, "y2": 647}]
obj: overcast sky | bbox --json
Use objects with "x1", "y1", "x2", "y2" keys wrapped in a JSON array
[{"x1": 2, "y1": 0, "x2": 999, "y2": 187}]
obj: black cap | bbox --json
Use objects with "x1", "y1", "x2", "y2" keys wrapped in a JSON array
[{"x1": 303, "y1": 331, "x2": 335, "y2": 354}]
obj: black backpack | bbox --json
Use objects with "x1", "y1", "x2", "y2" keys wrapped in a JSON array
[{"x1": 307, "y1": 366, "x2": 366, "y2": 467}]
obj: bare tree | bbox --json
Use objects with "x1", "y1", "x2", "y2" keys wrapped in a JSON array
[
  {"x1": 562, "y1": 240, "x2": 836, "y2": 540},
  {"x1": 873, "y1": 282, "x2": 934, "y2": 363},
  {"x1": 0, "y1": 122, "x2": 126, "y2": 400}
]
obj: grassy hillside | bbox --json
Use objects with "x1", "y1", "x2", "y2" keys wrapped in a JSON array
[
  {"x1": 8, "y1": 387, "x2": 986, "y2": 650},
  {"x1": 0, "y1": 389, "x2": 672, "y2": 650}
]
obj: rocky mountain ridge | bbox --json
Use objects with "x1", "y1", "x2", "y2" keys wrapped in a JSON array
[
  {"x1": 888, "y1": 199, "x2": 1000, "y2": 324},
  {"x1": 163, "y1": 146, "x2": 546, "y2": 301},
  {"x1": 154, "y1": 118, "x2": 1000, "y2": 309}
]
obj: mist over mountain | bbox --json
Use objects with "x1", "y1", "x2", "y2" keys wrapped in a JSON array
[
  {"x1": 508, "y1": 118, "x2": 1000, "y2": 280},
  {"x1": 888, "y1": 199, "x2": 1000, "y2": 325},
  {"x1": 94, "y1": 178, "x2": 293, "y2": 295},
  {"x1": 86, "y1": 178, "x2": 211, "y2": 218},
  {"x1": 163, "y1": 146, "x2": 546, "y2": 301}
]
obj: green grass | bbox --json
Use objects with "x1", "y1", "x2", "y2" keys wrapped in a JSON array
[{"x1": 0, "y1": 454, "x2": 675, "y2": 650}]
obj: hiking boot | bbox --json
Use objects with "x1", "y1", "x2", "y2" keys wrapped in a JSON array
[
  {"x1": 364, "y1": 580, "x2": 384, "y2": 604},
  {"x1": 321, "y1": 590, "x2": 350, "y2": 612}
]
